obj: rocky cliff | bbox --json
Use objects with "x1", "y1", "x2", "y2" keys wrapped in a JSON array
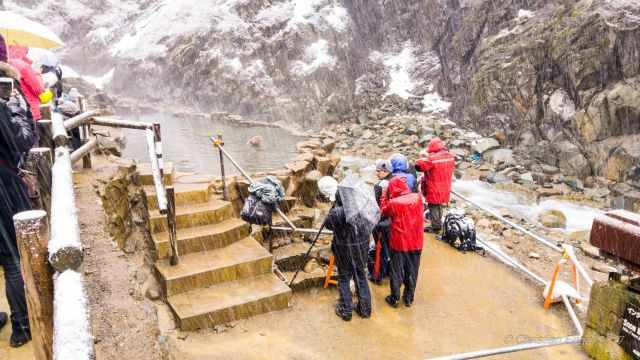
[{"x1": 5, "y1": 0, "x2": 640, "y2": 184}]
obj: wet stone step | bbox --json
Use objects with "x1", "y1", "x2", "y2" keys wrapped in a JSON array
[
  {"x1": 149, "y1": 199, "x2": 234, "y2": 234},
  {"x1": 145, "y1": 182, "x2": 211, "y2": 210},
  {"x1": 139, "y1": 162, "x2": 174, "y2": 186},
  {"x1": 156, "y1": 237, "x2": 273, "y2": 296},
  {"x1": 153, "y1": 218, "x2": 251, "y2": 260},
  {"x1": 168, "y1": 273, "x2": 291, "y2": 331}
]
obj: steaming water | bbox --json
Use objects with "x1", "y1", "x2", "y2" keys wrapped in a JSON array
[
  {"x1": 120, "y1": 113, "x2": 303, "y2": 175},
  {"x1": 340, "y1": 155, "x2": 602, "y2": 232},
  {"x1": 453, "y1": 180, "x2": 603, "y2": 232}
]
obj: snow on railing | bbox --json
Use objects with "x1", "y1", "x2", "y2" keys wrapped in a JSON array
[{"x1": 52, "y1": 271, "x2": 94, "y2": 360}]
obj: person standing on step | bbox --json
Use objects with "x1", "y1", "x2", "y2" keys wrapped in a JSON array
[
  {"x1": 370, "y1": 159, "x2": 392, "y2": 284},
  {"x1": 326, "y1": 190, "x2": 372, "y2": 321},
  {"x1": 0, "y1": 34, "x2": 35, "y2": 348},
  {"x1": 380, "y1": 177, "x2": 424, "y2": 308},
  {"x1": 415, "y1": 137, "x2": 455, "y2": 234}
]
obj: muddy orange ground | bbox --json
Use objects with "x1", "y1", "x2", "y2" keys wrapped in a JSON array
[{"x1": 169, "y1": 234, "x2": 587, "y2": 359}]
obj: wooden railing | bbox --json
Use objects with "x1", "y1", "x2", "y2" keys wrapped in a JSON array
[{"x1": 11, "y1": 100, "x2": 177, "y2": 359}]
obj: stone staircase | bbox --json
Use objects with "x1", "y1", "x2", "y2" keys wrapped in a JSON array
[{"x1": 139, "y1": 163, "x2": 292, "y2": 331}]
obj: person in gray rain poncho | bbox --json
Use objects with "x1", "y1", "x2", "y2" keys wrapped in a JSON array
[{"x1": 325, "y1": 176, "x2": 380, "y2": 321}]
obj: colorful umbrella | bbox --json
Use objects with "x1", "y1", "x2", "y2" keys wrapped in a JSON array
[{"x1": 0, "y1": 11, "x2": 64, "y2": 49}]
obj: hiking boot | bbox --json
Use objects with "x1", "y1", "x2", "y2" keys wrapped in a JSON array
[
  {"x1": 385, "y1": 295, "x2": 399, "y2": 308},
  {"x1": 0, "y1": 312, "x2": 7, "y2": 331},
  {"x1": 355, "y1": 304, "x2": 371, "y2": 319},
  {"x1": 335, "y1": 306, "x2": 352, "y2": 322},
  {"x1": 9, "y1": 323, "x2": 31, "y2": 348},
  {"x1": 403, "y1": 299, "x2": 413, "y2": 308}
]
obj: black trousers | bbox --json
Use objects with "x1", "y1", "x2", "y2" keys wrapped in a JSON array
[
  {"x1": 389, "y1": 249, "x2": 422, "y2": 304},
  {"x1": 429, "y1": 204, "x2": 445, "y2": 231},
  {"x1": 335, "y1": 242, "x2": 371, "y2": 316},
  {"x1": 0, "y1": 255, "x2": 28, "y2": 331}
]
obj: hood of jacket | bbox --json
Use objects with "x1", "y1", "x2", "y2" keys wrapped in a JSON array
[
  {"x1": 390, "y1": 153, "x2": 409, "y2": 173},
  {"x1": 428, "y1": 137, "x2": 445, "y2": 153},
  {"x1": 0, "y1": 62, "x2": 20, "y2": 80},
  {"x1": 388, "y1": 176, "x2": 411, "y2": 199}
]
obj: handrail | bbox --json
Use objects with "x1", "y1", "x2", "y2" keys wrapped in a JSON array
[
  {"x1": 63, "y1": 109, "x2": 101, "y2": 131},
  {"x1": 211, "y1": 136, "x2": 298, "y2": 232},
  {"x1": 451, "y1": 189, "x2": 562, "y2": 253}
]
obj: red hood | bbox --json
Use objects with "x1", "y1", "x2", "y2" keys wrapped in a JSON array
[
  {"x1": 8, "y1": 45, "x2": 30, "y2": 63},
  {"x1": 388, "y1": 176, "x2": 411, "y2": 199},
  {"x1": 428, "y1": 137, "x2": 445, "y2": 153}
]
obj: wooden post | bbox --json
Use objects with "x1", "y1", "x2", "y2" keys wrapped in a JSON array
[
  {"x1": 13, "y1": 210, "x2": 54, "y2": 360},
  {"x1": 25, "y1": 148, "x2": 53, "y2": 214},
  {"x1": 217, "y1": 134, "x2": 229, "y2": 201},
  {"x1": 37, "y1": 120, "x2": 54, "y2": 151},
  {"x1": 75, "y1": 96, "x2": 92, "y2": 169},
  {"x1": 166, "y1": 187, "x2": 179, "y2": 266}
]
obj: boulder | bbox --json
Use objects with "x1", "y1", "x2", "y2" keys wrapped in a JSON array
[
  {"x1": 539, "y1": 209, "x2": 567, "y2": 229},
  {"x1": 487, "y1": 172, "x2": 511, "y2": 184},
  {"x1": 472, "y1": 138, "x2": 500, "y2": 154},
  {"x1": 483, "y1": 148, "x2": 515, "y2": 166},
  {"x1": 301, "y1": 170, "x2": 322, "y2": 207}
]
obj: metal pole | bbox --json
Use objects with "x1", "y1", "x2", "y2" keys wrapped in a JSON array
[
  {"x1": 562, "y1": 295, "x2": 584, "y2": 336},
  {"x1": 271, "y1": 226, "x2": 333, "y2": 235},
  {"x1": 217, "y1": 135, "x2": 229, "y2": 201},
  {"x1": 476, "y1": 236, "x2": 547, "y2": 286},
  {"x1": 146, "y1": 129, "x2": 167, "y2": 213},
  {"x1": 211, "y1": 136, "x2": 297, "y2": 231},
  {"x1": 289, "y1": 216, "x2": 331, "y2": 287},
  {"x1": 452, "y1": 190, "x2": 562, "y2": 253},
  {"x1": 427, "y1": 335, "x2": 582, "y2": 360},
  {"x1": 166, "y1": 187, "x2": 179, "y2": 266},
  {"x1": 153, "y1": 123, "x2": 164, "y2": 177}
]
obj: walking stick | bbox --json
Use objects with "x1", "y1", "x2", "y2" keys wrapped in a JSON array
[{"x1": 289, "y1": 203, "x2": 334, "y2": 287}]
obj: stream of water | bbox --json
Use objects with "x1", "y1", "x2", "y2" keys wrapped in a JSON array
[
  {"x1": 119, "y1": 113, "x2": 303, "y2": 175},
  {"x1": 339, "y1": 155, "x2": 603, "y2": 232}
]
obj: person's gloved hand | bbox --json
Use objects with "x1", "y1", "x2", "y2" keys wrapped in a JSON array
[{"x1": 39, "y1": 89, "x2": 53, "y2": 104}]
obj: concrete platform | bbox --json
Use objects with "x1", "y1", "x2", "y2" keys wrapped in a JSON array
[{"x1": 168, "y1": 234, "x2": 588, "y2": 359}]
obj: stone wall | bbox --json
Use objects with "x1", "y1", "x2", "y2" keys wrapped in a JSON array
[
  {"x1": 583, "y1": 278, "x2": 639, "y2": 360},
  {"x1": 97, "y1": 159, "x2": 153, "y2": 257}
]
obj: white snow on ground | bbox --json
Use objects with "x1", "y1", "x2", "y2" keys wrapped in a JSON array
[
  {"x1": 423, "y1": 85, "x2": 451, "y2": 114},
  {"x1": 111, "y1": 0, "x2": 249, "y2": 60},
  {"x1": 291, "y1": 39, "x2": 336, "y2": 76},
  {"x1": 255, "y1": 0, "x2": 349, "y2": 35},
  {"x1": 60, "y1": 65, "x2": 80, "y2": 79},
  {"x1": 517, "y1": 9, "x2": 535, "y2": 19},
  {"x1": 382, "y1": 43, "x2": 418, "y2": 99}
]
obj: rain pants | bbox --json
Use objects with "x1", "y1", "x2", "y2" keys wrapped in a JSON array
[
  {"x1": 371, "y1": 175, "x2": 392, "y2": 282},
  {"x1": 326, "y1": 193, "x2": 372, "y2": 317},
  {"x1": 380, "y1": 177, "x2": 424, "y2": 304}
]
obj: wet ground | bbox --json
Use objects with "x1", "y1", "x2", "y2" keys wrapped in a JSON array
[
  {"x1": 119, "y1": 113, "x2": 303, "y2": 175},
  {"x1": 167, "y1": 234, "x2": 587, "y2": 359},
  {"x1": 0, "y1": 270, "x2": 33, "y2": 360}
]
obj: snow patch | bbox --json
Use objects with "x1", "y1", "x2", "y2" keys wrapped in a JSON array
[
  {"x1": 382, "y1": 43, "x2": 418, "y2": 99},
  {"x1": 83, "y1": 68, "x2": 115, "y2": 90},
  {"x1": 517, "y1": 9, "x2": 535, "y2": 19},
  {"x1": 255, "y1": 0, "x2": 349, "y2": 35},
  {"x1": 423, "y1": 85, "x2": 451, "y2": 114},
  {"x1": 292, "y1": 39, "x2": 336, "y2": 76},
  {"x1": 53, "y1": 270, "x2": 93, "y2": 360}
]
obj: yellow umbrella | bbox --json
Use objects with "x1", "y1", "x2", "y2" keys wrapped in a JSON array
[{"x1": 0, "y1": 11, "x2": 64, "y2": 49}]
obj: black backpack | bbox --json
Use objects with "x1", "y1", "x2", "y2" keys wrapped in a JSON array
[
  {"x1": 241, "y1": 195, "x2": 274, "y2": 225},
  {"x1": 442, "y1": 212, "x2": 484, "y2": 254}
]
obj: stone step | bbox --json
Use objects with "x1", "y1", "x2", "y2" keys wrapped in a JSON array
[
  {"x1": 139, "y1": 162, "x2": 174, "y2": 186},
  {"x1": 149, "y1": 199, "x2": 233, "y2": 234},
  {"x1": 145, "y1": 182, "x2": 211, "y2": 210},
  {"x1": 156, "y1": 237, "x2": 273, "y2": 296},
  {"x1": 168, "y1": 273, "x2": 291, "y2": 331},
  {"x1": 153, "y1": 218, "x2": 251, "y2": 259}
]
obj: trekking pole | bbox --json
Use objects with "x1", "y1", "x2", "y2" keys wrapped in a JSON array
[{"x1": 288, "y1": 203, "x2": 334, "y2": 287}]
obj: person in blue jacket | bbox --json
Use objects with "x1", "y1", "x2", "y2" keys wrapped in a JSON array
[{"x1": 389, "y1": 153, "x2": 417, "y2": 192}]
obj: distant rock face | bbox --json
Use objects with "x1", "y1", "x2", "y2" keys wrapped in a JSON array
[{"x1": 9, "y1": 0, "x2": 640, "y2": 185}]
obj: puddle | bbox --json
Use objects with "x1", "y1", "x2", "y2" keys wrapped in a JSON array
[{"x1": 119, "y1": 113, "x2": 303, "y2": 175}]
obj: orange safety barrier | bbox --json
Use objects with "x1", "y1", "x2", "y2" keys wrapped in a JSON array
[
  {"x1": 323, "y1": 255, "x2": 338, "y2": 288},
  {"x1": 543, "y1": 250, "x2": 580, "y2": 310}
]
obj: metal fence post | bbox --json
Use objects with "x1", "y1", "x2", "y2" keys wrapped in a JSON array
[
  {"x1": 217, "y1": 134, "x2": 229, "y2": 201},
  {"x1": 153, "y1": 123, "x2": 164, "y2": 179},
  {"x1": 166, "y1": 186, "x2": 179, "y2": 266},
  {"x1": 77, "y1": 97, "x2": 92, "y2": 169}
]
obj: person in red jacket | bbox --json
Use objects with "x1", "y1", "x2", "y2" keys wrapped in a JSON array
[
  {"x1": 415, "y1": 137, "x2": 455, "y2": 234},
  {"x1": 8, "y1": 46, "x2": 44, "y2": 121},
  {"x1": 380, "y1": 176, "x2": 424, "y2": 308}
]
